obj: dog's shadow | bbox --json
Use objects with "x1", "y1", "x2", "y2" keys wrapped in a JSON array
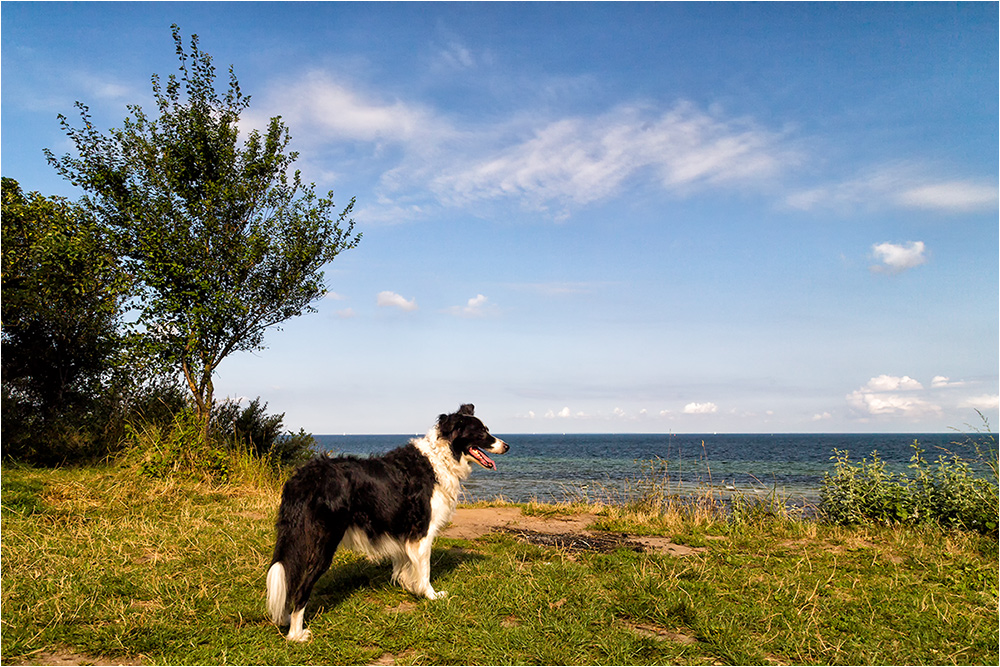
[{"x1": 304, "y1": 546, "x2": 484, "y2": 620}]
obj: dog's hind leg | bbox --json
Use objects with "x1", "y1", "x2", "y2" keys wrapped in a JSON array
[
  {"x1": 287, "y1": 607, "x2": 311, "y2": 643},
  {"x1": 284, "y1": 524, "x2": 346, "y2": 642}
]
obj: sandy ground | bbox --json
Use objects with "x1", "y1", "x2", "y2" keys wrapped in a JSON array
[{"x1": 442, "y1": 506, "x2": 703, "y2": 557}]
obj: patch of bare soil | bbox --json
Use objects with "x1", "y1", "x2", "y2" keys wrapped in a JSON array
[
  {"x1": 12, "y1": 648, "x2": 141, "y2": 666},
  {"x1": 442, "y1": 507, "x2": 703, "y2": 556},
  {"x1": 624, "y1": 621, "x2": 699, "y2": 645},
  {"x1": 367, "y1": 648, "x2": 416, "y2": 666}
]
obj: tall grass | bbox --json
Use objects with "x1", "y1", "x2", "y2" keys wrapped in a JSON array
[
  {"x1": 561, "y1": 454, "x2": 807, "y2": 538},
  {"x1": 118, "y1": 406, "x2": 288, "y2": 491}
]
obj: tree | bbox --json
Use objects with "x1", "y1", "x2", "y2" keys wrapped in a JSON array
[
  {"x1": 45, "y1": 25, "x2": 361, "y2": 437},
  {"x1": 1, "y1": 178, "x2": 129, "y2": 461}
]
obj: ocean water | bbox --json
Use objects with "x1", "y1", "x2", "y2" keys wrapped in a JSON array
[{"x1": 312, "y1": 433, "x2": 982, "y2": 506}]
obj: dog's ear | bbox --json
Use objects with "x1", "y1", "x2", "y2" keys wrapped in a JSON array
[{"x1": 458, "y1": 404, "x2": 475, "y2": 416}]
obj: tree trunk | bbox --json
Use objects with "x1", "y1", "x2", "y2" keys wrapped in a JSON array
[{"x1": 180, "y1": 357, "x2": 213, "y2": 446}]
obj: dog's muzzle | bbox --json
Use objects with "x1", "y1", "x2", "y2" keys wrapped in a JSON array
[{"x1": 469, "y1": 437, "x2": 509, "y2": 470}]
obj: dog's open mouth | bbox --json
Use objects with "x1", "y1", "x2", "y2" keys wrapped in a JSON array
[{"x1": 468, "y1": 447, "x2": 497, "y2": 470}]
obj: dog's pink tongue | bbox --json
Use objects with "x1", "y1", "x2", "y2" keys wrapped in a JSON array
[{"x1": 469, "y1": 447, "x2": 496, "y2": 470}]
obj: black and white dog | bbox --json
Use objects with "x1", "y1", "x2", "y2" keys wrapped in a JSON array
[{"x1": 266, "y1": 404, "x2": 509, "y2": 641}]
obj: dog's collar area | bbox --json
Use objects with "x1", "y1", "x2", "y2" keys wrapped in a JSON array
[{"x1": 468, "y1": 447, "x2": 496, "y2": 470}]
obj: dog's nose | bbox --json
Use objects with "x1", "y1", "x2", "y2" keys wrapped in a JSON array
[{"x1": 495, "y1": 438, "x2": 510, "y2": 454}]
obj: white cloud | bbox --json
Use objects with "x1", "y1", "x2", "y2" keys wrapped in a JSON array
[
  {"x1": 434, "y1": 102, "x2": 792, "y2": 212},
  {"x1": 861, "y1": 375, "x2": 924, "y2": 392},
  {"x1": 961, "y1": 394, "x2": 1000, "y2": 411},
  {"x1": 931, "y1": 376, "x2": 967, "y2": 389},
  {"x1": 376, "y1": 291, "x2": 418, "y2": 311},
  {"x1": 812, "y1": 412, "x2": 833, "y2": 421},
  {"x1": 545, "y1": 406, "x2": 574, "y2": 419},
  {"x1": 897, "y1": 182, "x2": 999, "y2": 212},
  {"x1": 785, "y1": 165, "x2": 998, "y2": 214},
  {"x1": 252, "y1": 76, "x2": 795, "y2": 218},
  {"x1": 847, "y1": 375, "x2": 942, "y2": 418},
  {"x1": 871, "y1": 242, "x2": 927, "y2": 274},
  {"x1": 250, "y1": 75, "x2": 993, "y2": 222},
  {"x1": 246, "y1": 72, "x2": 451, "y2": 146},
  {"x1": 683, "y1": 402, "x2": 718, "y2": 414},
  {"x1": 847, "y1": 391, "x2": 942, "y2": 417},
  {"x1": 325, "y1": 291, "x2": 347, "y2": 301},
  {"x1": 448, "y1": 294, "x2": 493, "y2": 318},
  {"x1": 436, "y1": 41, "x2": 477, "y2": 70}
]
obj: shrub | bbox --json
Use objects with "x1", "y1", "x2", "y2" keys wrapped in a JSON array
[
  {"x1": 210, "y1": 397, "x2": 315, "y2": 469},
  {"x1": 124, "y1": 407, "x2": 234, "y2": 482},
  {"x1": 820, "y1": 424, "x2": 998, "y2": 536},
  {"x1": 121, "y1": 395, "x2": 315, "y2": 484}
]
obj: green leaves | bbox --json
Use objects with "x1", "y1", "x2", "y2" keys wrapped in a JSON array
[
  {"x1": 1, "y1": 178, "x2": 132, "y2": 462},
  {"x1": 44, "y1": 26, "x2": 361, "y2": 430},
  {"x1": 820, "y1": 437, "x2": 999, "y2": 536}
]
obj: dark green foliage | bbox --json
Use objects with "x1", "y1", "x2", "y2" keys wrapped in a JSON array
[
  {"x1": 820, "y1": 426, "x2": 999, "y2": 536},
  {"x1": 211, "y1": 397, "x2": 316, "y2": 468},
  {"x1": 44, "y1": 25, "x2": 360, "y2": 431},
  {"x1": 1, "y1": 178, "x2": 130, "y2": 464}
]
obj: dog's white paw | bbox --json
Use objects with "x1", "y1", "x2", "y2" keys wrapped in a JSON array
[
  {"x1": 287, "y1": 628, "x2": 312, "y2": 642},
  {"x1": 431, "y1": 590, "x2": 448, "y2": 600}
]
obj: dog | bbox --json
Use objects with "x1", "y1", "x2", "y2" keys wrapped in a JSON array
[{"x1": 266, "y1": 404, "x2": 509, "y2": 641}]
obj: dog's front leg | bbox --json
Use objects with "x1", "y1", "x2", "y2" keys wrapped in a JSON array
[{"x1": 401, "y1": 537, "x2": 446, "y2": 599}]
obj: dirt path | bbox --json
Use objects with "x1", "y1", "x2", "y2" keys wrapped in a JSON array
[{"x1": 442, "y1": 507, "x2": 703, "y2": 557}]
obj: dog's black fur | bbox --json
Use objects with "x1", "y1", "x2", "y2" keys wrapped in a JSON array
[{"x1": 266, "y1": 404, "x2": 508, "y2": 641}]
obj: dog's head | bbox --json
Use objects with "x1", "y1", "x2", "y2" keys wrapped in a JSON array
[{"x1": 437, "y1": 404, "x2": 509, "y2": 470}]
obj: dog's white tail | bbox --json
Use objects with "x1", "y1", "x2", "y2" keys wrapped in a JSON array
[{"x1": 266, "y1": 562, "x2": 289, "y2": 625}]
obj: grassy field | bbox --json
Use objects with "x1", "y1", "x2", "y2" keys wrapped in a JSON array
[{"x1": 1, "y1": 465, "x2": 997, "y2": 665}]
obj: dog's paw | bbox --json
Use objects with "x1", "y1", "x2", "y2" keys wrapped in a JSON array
[
  {"x1": 431, "y1": 590, "x2": 448, "y2": 600},
  {"x1": 287, "y1": 628, "x2": 312, "y2": 642}
]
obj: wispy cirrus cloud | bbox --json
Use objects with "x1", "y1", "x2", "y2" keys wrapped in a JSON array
[
  {"x1": 250, "y1": 74, "x2": 994, "y2": 222},
  {"x1": 431, "y1": 102, "x2": 794, "y2": 213},
  {"x1": 961, "y1": 394, "x2": 1000, "y2": 411},
  {"x1": 249, "y1": 75, "x2": 797, "y2": 219},
  {"x1": 786, "y1": 164, "x2": 998, "y2": 214},
  {"x1": 245, "y1": 72, "x2": 450, "y2": 145},
  {"x1": 896, "y1": 181, "x2": 999, "y2": 212}
]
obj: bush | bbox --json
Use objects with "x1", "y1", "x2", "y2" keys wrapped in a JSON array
[
  {"x1": 210, "y1": 397, "x2": 315, "y2": 469},
  {"x1": 124, "y1": 407, "x2": 232, "y2": 482},
  {"x1": 121, "y1": 395, "x2": 316, "y2": 484},
  {"x1": 820, "y1": 425, "x2": 998, "y2": 536}
]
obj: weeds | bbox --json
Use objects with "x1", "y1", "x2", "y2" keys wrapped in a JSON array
[{"x1": 820, "y1": 423, "x2": 998, "y2": 536}]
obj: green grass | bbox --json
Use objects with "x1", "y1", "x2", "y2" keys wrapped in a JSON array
[{"x1": 2, "y1": 465, "x2": 997, "y2": 665}]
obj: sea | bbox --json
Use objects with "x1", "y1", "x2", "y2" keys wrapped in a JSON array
[{"x1": 312, "y1": 432, "x2": 988, "y2": 508}]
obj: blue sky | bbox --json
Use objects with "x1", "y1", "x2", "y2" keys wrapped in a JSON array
[{"x1": 3, "y1": 2, "x2": 998, "y2": 434}]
